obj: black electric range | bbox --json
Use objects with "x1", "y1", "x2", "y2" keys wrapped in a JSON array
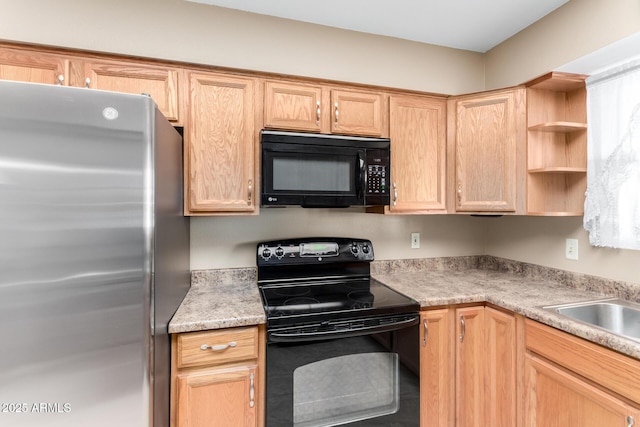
[{"x1": 256, "y1": 237, "x2": 419, "y2": 342}]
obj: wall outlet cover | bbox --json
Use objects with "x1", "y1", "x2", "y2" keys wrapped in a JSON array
[{"x1": 565, "y1": 238, "x2": 579, "y2": 260}]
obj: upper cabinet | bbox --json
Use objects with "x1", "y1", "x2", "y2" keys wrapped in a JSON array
[
  {"x1": 0, "y1": 47, "x2": 68, "y2": 85},
  {"x1": 389, "y1": 94, "x2": 446, "y2": 213},
  {"x1": 264, "y1": 80, "x2": 386, "y2": 137},
  {"x1": 184, "y1": 71, "x2": 259, "y2": 216},
  {"x1": 71, "y1": 59, "x2": 181, "y2": 123},
  {"x1": 0, "y1": 45, "x2": 182, "y2": 124},
  {"x1": 525, "y1": 72, "x2": 587, "y2": 216},
  {"x1": 447, "y1": 87, "x2": 526, "y2": 214}
]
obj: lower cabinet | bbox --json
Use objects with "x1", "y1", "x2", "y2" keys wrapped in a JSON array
[
  {"x1": 523, "y1": 319, "x2": 640, "y2": 427},
  {"x1": 420, "y1": 306, "x2": 516, "y2": 427},
  {"x1": 171, "y1": 325, "x2": 265, "y2": 427}
]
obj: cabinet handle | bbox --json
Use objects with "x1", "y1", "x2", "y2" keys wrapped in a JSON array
[
  {"x1": 249, "y1": 372, "x2": 255, "y2": 408},
  {"x1": 334, "y1": 102, "x2": 339, "y2": 127},
  {"x1": 460, "y1": 316, "x2": 466, "y2": 342},
  {"x1": 84, "y1": 77, "x2": 91, "y2": 88},
  {"x1": 316, "y1": 100, "x2": 321, "y2": 126},
  {"x1": 200, "y1": 341, "x2": 237, "y2": 351},
  {"x1": 393, "y1": 182, "x2": 398, "y2": 207},
  {"x1": 422, "y1": 318, "x2": 428, "y2": 347},
  {"x1": 457, "y1": 182, "x2": 462, "y2": 206},
  {"x1": 628, "y1": 415, "x2": 635, "y2": 427},
  {"x1": 247, "y1": 179, "x2": 253, "y2": 206},
  {"x1": 56, "y1": 74, "x2": 64, "y2": 85}
]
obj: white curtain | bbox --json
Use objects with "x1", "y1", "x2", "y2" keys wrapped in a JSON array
[{"x1": 584, "y1": 59, "x2": 640, "y2": 249}]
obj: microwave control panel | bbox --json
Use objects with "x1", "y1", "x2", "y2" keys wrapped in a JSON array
[
  {"x1": 367, "y1": 164, "x2": 387, "y2": 194},
  {"x1": 365, "y1": 149, "x2": 390, "y2": 205}
]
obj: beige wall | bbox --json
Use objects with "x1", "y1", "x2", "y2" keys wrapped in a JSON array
[
  {"x1": 483, "y1": 0, "x2": 640, "y2": 284},
  {"x1": 0, "y1": 0, "x2": 484, "y2": 95},
  {"x1": 191, "y1": 210, "x2": 485, "y2": 270},
  {"x1": 485, "y1": 0, "x2": 640, "y2": 88},
  {"x1": 3, "y1": 0, "x2": 640, "y2": 282}
]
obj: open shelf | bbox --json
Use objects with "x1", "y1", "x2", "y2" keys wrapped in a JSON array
[
  {"x1": 528, "y1": 121, "x2": 587, "y2": 132},
  {"x1": 525, "y1": 72, "x2": 587, "y2": 216},
  {"x1": 528, "y1": 167, "x2": 587, "y2": 174}
]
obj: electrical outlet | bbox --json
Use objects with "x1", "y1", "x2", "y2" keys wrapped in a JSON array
[
  {"x1": 411, "y1": 232, "x2": 420, "y2": 249},
  {"x1": 565, "y1": 238, "x2": 578, "y2": 260}
]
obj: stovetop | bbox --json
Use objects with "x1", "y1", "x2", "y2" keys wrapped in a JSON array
[
  {"x1": 256, "y1": 238, "x2": 419, "y2": 329},
  {"x1": 260, "y1": 277, "x2": 418, "y2": 326}
]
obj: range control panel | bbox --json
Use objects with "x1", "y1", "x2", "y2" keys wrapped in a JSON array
[{"x1": 257, "y1": 238, "x2": 374, "y2": 265}]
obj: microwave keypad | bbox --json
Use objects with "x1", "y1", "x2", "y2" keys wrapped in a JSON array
[{"x1": 367, "y1": 165, "x2": 386, "y2": 193}]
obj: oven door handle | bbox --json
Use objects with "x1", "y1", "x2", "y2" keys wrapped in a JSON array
[{"x1": 269, "y1": 315, "x2": 419, "y2": 343}]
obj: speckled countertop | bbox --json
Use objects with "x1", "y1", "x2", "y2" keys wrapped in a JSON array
[
  {"x1": 168, "y1": 268, "x2": 265, "y2": 334},
  {"x1": 169, "y1": 256, "x2": 640, "y2": 360}
]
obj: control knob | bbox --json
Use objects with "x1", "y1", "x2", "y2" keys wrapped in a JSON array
[
  {"x1": 350, "y1": 243, "x2": 360, "y2": 256},
  {"x1": 261, "y1": 247, "x2": 272, "y2": 260},
  {"x1": 275, "y1": 246, "x2": 285, "y2": 258}
]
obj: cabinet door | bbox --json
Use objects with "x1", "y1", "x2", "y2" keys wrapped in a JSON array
[
  {"x1": 176, "y1": 365, "x2": 258, "y2": 427},
  {"x1": 420, "y1": 309, "x2": 454, "y2": 427},
  {"x1": 79, "y1": 60, "x2": 180, "y2": 122},
  {"x1": 456, "y1": 306, "x2": 485, "y2": 427},
  {"x1": 524, "y1": 354, "x2": 640, "y2": 427},
  {"x1": 0, "y1": 47, "x2": 67, "y2": 85},
  {"x1": 185, "y1": 72, "x2": 257, "y2": 214},
  {"x1": 331, "y1": 89, "x2": 384, "y2": 136},
  {"x1": 485, "y1": 307, "x2": 516, "y2": 427},
  {"x1": 452, "y1": 89, "x2": 524, "y2": 212},
  {"x1": 263, "y1": 81, "x2": 323, "y2": 132},
  {"x1": 389, "y1": 95, "x2": 446, "y2": 213}
]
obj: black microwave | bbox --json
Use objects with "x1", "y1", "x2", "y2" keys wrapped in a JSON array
[{"x1": 261, "y1": 130, "x2": 391, "y2": 208}]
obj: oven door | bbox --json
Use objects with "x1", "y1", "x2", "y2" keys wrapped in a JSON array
[
  {"x1": 261, "y1": 141, "x2": 365, "y2": 208},
  {"x1": 265, "y1": 325, "x2": 420, "y2": 427}
]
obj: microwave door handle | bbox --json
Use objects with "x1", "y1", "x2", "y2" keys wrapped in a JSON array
[{"x1": 357, "y1": 153, "x2": 366, "y2": 201}]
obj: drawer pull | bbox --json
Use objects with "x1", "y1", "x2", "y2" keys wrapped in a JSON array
[
  {"x1": 200, "y1": 341, "x2": 237, "y2": 351},
  {"x1": 628, "y1": 415, "x2": 635, "y2": 427}
]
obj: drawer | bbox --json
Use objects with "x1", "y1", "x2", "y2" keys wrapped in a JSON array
[{"x1": 177, "y1": 327, "x2": 259, "y2": 369}]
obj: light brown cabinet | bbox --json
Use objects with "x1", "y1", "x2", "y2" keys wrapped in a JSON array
[
  {"x1": 455, "y1": 306, "x2": 486, "y2": 427},
  {"x1": 484, "y1": 307, "x2": 517, "y2": 427},
  {"x1": 421, "y1": 306, "x2": 516, "y2": 427},
  {"x1": 71, "y1": 59, "x2": 181, "y2": 123},
  {"x1": 0, "y1": 47, "x2": 68, "y2": 85},
  {"x1": 523, "y1": 319, "x2": 640, "y2": 427},
  {"x1": 447, "y1": 88, "x2": 526, "y2": 214},
  {"x1": 184, "y1": 71, "x2": 259, "y2": 215},
  {"x1": 171, "y1": 326, "x2": 265, "y2": 427},
  {"x1": 420, "y1": 309, "x2": 454, "y2": 427},
  {"x1": 389, "y1": 95, "x2": 447, "y2": 213},
  {"x1": 525, "y1": 72, "x2": 587, "y2": 216},
  {"x1": 0, "y1": 45, "x2": 182, "y2": 124},
  {"x1": 264, "y1": 80, "x2": 385, "y2": 137}
]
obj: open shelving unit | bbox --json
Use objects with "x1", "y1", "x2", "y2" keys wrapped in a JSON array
[{"x1": 525, "y1": 72, "x2": 588, "y2": 216}]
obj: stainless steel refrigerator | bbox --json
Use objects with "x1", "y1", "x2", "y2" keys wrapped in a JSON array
[{"x1": 0, "y1": 80, "x2": 190, "y2": 427}]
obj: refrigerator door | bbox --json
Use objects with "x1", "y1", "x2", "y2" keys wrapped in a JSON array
[{"x1": 0, "y1": 81, "x2": 155, "y2": 427}]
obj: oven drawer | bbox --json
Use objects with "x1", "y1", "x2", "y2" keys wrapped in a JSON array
[{"x1": 176, "y1": 327, "x2": 259, "y2": 369}]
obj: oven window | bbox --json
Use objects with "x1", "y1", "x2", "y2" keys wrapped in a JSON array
[
  {"x1": 292, "y1": 352, "x2": 399, "y2": 427},
  {"x1": 272, "y1": 154, "x2": 354, "y2": 192}
]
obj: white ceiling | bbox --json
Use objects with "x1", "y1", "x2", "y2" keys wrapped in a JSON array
[{"x1": 186, "y1": 0, "x2": 569, "y2": 52}]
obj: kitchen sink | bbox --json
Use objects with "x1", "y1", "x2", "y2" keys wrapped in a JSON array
[{"x1": 543, "y1": 298, "x2": 640, "y2": 342}]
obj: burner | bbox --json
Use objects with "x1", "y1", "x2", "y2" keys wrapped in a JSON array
[
  {"x1": 345, "y1": 281, "x2": 371, "y2": 290},
  {"x1": 347, "y1": 291, "x2": 376, "y2": 303},
  {"x1": 283, "y1": 297, "x2": 320, "y2": 307},
  {"x1": 273, "y1": 287, "x2": 311, "y2": 297}
]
